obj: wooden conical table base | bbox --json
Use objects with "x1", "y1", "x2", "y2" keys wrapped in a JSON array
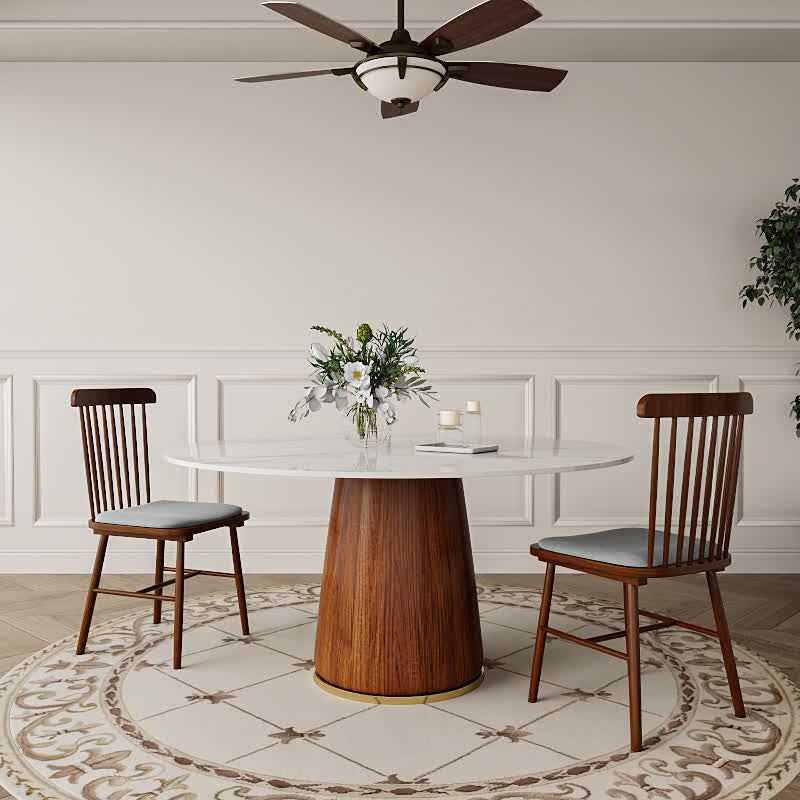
[{"x1": 314, "y1": 478, "x2": 484, "y2": 702}]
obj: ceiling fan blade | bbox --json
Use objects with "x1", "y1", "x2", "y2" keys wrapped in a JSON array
[
  {"x1": 235, "y1": 68, "x2": 350, "y2": 83},
  {"x1": 420, "y1": 0, "x2": 540, "y2": 54},
  {"x1": 381, "y1": 101, "x2": 420, "y2": 119},
  {"x1": 263, "y1": 2, "x2": 376, "y2": 51},
  {"x1": 448, "y1": 62, "x2": 567, "y2": 91}
]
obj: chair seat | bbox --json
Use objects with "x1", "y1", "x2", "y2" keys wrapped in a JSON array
[
  {"x1": 534, "y1": 527, "x2": 714, "y2": 568},
  {"x1": 95, "y1": 500, "x2": 243, "y2": 530}
]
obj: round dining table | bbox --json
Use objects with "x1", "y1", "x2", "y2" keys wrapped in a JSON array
[{"x1": 166, "y1": 437, "x2": 633, "y2": 705}]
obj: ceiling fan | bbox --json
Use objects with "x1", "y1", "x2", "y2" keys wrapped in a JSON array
[{"x1": 236, "y1": 0, "x2": 567, "y2": 119}]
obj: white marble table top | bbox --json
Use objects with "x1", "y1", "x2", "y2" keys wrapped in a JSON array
[{"x1": 165, "y1": 438, "x2": 633, "y2": 480}]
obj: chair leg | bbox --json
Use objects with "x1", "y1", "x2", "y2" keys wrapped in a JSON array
[
  {"x1": 173, "y1": 540, "x2": 185, "y2": 669},
  {"x1": 707, "y1": 570, "x2": 746, "y2": 718},
  {"x1": 230, "y1": 526, "x2": 250, "y2": 636},
  {"x1": 153, "y1": 539, "x2": 165, "y2": 624},
  {"x1": 624, "y1": 583, "x2": 643, "y2": 753},
  {"x1": 528, "y1": 563, "x2": 555, "y2": 702},
  {"x1": 76, "y1": 535, "x2": 108, "y2": 656}
]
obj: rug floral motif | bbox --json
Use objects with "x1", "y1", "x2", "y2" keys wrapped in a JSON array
[{"x1": 0, "y1": 584, "x2": 798, "y2": 800}]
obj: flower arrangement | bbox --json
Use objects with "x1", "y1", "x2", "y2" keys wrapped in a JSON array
[{"x1": 289, "y1": 323, "x2": 436, "y2": 444}]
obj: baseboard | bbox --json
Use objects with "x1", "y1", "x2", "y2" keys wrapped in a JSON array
[{"x1": 1, "y1": 548, "x2": 798, "y2": 574}]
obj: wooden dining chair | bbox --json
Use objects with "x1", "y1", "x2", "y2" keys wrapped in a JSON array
[
  {"x1": 528, "y1": 392, "x2": 753, "y2": 752},
  {"x1": 72, "y1": 388, "x2": 250, "y2": 669}
]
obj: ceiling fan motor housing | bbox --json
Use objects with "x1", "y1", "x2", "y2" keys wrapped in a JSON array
[{"x1": 354, "y1": 55, "x2": 447, "y2": 105}]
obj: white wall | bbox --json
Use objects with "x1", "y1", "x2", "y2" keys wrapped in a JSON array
[{"x1": 1, "y1": 62, "x2": 799, "y2": 572}]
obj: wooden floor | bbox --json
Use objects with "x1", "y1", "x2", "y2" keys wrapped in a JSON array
[{"x1": 0, "y1": 572, "x2": 798, "y2": 799}]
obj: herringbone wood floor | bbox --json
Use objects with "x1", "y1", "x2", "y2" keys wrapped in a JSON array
[{"x1": 0, "y1": 573, "x2": 798, "y2": 799}]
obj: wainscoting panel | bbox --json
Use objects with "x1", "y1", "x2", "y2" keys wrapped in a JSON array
[
  {"x1": 553, "y1": 374, "x2": 719, "y2": 527},
  {"x1": 407, "y1": 375, "x2": 535, "y2": 527},
  {"x1": 0, "y1": 349, "x2": 798, "y2": 573},
  {"x1": 217, "y1": 375, "x2": 338, "y2": 527},
  {"x1": 33, "y1": 375, "x2": 198, "y2": 528},
  {"x1": 738, "y1": 375, "x2": 800, "y2": 529},
  {"x1": 0, "y1": 376, "x2": 12, "y2": 527}
]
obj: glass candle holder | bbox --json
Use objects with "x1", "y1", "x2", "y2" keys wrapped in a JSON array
[
  {"x1": 464, "y1": 400, "x2": 482, "y2": 444},
  {"x1": 437, "y1": 409, "x2": 464, "y2": 445}
]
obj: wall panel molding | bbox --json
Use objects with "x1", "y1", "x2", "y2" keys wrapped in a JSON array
[
  {"x1": 736, "y1": 375, "x2": 800, "y2": 529},
  {"x1": 1, "y1": 346, "x2": 799, "y2": 358},
  {"x1": 0, "y1": 349, "x2": 796, "y2": 572},
  {"x1": 32, "y1": 374, "x2": 198, "y2": 527},
  {"x1": 434, "y1": 374, "x2": 535, "y2": 528},
  {"x1": 216, "y1": 373, "x2": 536, "y2": 528},
  {"x1": 216, "y1": 374, "x2": 328, "y2": 528},
  {"x1": 0, "y1": 376, "x2": 13, "y2": 526},
  {"x1": 552, "y1": 374, "x2": 719, "y2": 528}
]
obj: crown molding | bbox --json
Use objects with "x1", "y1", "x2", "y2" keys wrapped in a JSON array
[
  {"x1": 4, "y1": 19, "x2": 800, "y2": 30},
  {"x1": 4, "y1": 18, "x2": 798, "y2": 62}
]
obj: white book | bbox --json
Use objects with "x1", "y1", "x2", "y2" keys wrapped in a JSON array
[{"x1": 415, "y1": 443, "x2": 499, "y2": 454}]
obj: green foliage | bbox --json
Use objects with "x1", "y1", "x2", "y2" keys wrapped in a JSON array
[
  {"x1": 369, "y1": 325, "x2": 436, "y2": 407},
  {"x1": 310, "y1": 325, "x2": 351, "y2": 353},
  {"x1": 792, "y1": 396, "x2": 800, "y2": 438},
  {"x1": 740, "y1": 178, "x2": 800, "y2": 436},
  {"x1": 308, "y1": 325, "x2": 354, "y2": 381},
  {"x1": 741, "y1": 178, "x2": 800, "y2": 336},
  {"x1": 348, "y1": 402, "x2": 380, "y2": 440}
]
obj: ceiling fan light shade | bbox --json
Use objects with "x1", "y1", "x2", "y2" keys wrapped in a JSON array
[{"x1": 355, "y1": 56, "x2": 446, "y2": 104}]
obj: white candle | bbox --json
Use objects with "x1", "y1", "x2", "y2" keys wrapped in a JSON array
[
  {"x1": 465, "y1": 400, "x2": 481, "y2": 413},
  {"x1": 439, "y1": 409, "x2": 461, "y2": 426}
]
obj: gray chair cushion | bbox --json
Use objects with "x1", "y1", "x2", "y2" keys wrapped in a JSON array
[
  {"x1": 534, "y1": 527, "x2": 713, "y2": 568},
  {"x1": 96, "y1": 500, "x2": 242, "y2": 529}
]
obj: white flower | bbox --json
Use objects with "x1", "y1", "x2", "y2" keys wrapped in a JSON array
[
  {"x1": 334, "y1": 387, "x2": 349, "y2": 412},
  {"x1": 402, "y1": 354, "x2": 419, "y2": 366},
  {"x1": 344, "y1": 361, "x2": 370, "y2": 388},
  {"x1": 313, "y1": 382, "x2": 338, "y2": 403},
  {"x1": 355, "y1": 388, "x2": 374, "y2": 407},
  {"x1": 310, "y1": 343, "x2": 329, "y2": 362},
  {"x1": 304, "y1": 387, "x2": 321, "y2": 413},
  {"x1": 378, "y1": 401, "x2": 397, "y2": 424},
  {"x1": 374, "y1": 386, "x2": 390, "y2": 402}
]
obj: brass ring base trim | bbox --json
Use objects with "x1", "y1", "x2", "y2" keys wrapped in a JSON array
[{"x1": 313, "y1": 668, "x2": 485, "y2": 705}]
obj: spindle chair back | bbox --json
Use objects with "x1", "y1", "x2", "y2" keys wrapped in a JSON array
[
  {"x1": 73, "y1": 388, "x2": 156, "y2": 520},
  {"x1": 639, "y1": 391, "x2": 751, "y2": 571}
]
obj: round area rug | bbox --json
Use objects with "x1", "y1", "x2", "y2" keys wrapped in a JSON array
[{"x1": 1, "y1": 584, "x2": 799, "y2": 800}]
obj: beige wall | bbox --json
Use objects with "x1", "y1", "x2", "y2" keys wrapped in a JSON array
[
  {"x1": 2, "y1": 62, "x2": 799, "y2": 350},
  {"x1": 1, "y1": 62, "x2": 799, "y2": 572}
]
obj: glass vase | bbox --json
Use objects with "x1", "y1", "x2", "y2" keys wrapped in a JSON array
[{"x1": 344, "y1": 405, "x2": 391, "y2": 449}]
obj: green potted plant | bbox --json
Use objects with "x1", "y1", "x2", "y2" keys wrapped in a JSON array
[{"x1": 740, "y1": 177, "x2": 800, "y2": 436}]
